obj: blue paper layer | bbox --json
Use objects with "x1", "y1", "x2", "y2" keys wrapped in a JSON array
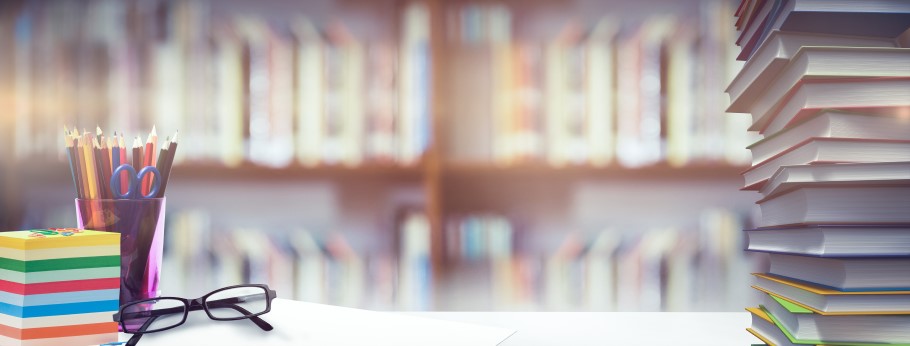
[
  {"x1": 0, "y1": 300, "x2": 119, "y2": 318},
  {"x1": 0, "y1": 289, "x2": 119, "y2": 307}
]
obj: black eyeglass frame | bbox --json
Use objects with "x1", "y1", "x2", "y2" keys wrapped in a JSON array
[{"x1": 113, "y1": 284, "x2": 278, "y2": 334}]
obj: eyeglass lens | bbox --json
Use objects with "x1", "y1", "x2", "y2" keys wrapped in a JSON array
[
  {"x1": 205, "y1": 286, "x2": 269, "y2": 319},
  {"x1": 121, "y1": 298, "x2": 187, "y2": 333}
]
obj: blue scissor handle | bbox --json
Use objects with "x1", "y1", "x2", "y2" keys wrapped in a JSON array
[{"x1": 111, "y1": 164, "x2": 161, "y2": 199}]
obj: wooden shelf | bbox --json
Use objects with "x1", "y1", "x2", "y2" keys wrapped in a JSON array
[
  {"x1": 17, "y1": 160, "x2": 748, "y2": 184},
  {"x1": 16, "y1": 161, "x2": 426, "y2": 185},
  {"x1": 442, "y1": 161, "x2": 748, "y2": 181}
]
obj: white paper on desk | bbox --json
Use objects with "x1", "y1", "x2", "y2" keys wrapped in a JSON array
[{"x1": 118, "y1": 298, "x2": 515, "y2": 346}]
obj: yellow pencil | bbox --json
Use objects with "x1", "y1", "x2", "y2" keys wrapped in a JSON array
[
  {"x1": 82, "y1": 131, "x2": 99, "y2": 199},
  {"x1": 73, "y1": 129, "x2": 91, "y2": 199}
]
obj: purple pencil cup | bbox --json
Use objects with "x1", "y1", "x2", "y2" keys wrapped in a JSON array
[{"x1": 75, "y1": 198, "x2": 166, "y2": 306}]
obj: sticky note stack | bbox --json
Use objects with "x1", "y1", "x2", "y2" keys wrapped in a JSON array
[{"x1": 0, "y1": 229, "x2": 120, "y2": 346}]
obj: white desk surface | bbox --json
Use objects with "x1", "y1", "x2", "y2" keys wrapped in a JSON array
[
  {"x1": 117, "y1": 299, "x2": 763, "y2": 346},
  {"x1": 404, "y1": 311, "x2": 763, "y2": 346}
]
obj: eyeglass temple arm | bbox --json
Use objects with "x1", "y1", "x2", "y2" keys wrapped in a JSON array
[
  {"x1": 200, "y1": 291, "x2": 275, "y2": 331},
  {"x1": 205, "y1": 301, "x2": 273, "y2": 331},
  {"x1": 114, "y1": 305, "x2": 185, "y2": 321},
  {"x1": 125, "y1": 314, "x2": 159, "y2": 346}
]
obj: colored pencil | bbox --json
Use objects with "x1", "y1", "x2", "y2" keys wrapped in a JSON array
[
  {"x1": 93, "y1": 138, "x2": 109, "y2": 199},
  {"x1": 99, "y1": 138, "x2": 113, "y2": 199},
  {"x1": 132, "y1": 136, "x2": 143, "y2": 193},
  {"x1": 64, "y1": 127, "x2": 178, "y2": 200},
  {"x1": 142, "y1": 127, "x2": 157, "y2": 196},
  {"x1": 64, "y1": 127, "x2": 81, "y2": 199},
  {"x1": 82, "y1": 132, "x2": 99, "y2": 199},
  {"x1": 119, "y1": 135, "x2": 128, "y2": 195},
  {"x1": 73, "y1": 129, "x2": 90, "y2": 199},
  {"x1": 156, "y1": 132, "x2": 178, "y2": 198},
  {"x1": 111, "y1": 136, "x2": 121, "y2": 197}
]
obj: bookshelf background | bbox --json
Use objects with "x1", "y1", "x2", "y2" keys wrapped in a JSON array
[{"x1": 0, "y1": 0, "x2": 764, "y2": 311}]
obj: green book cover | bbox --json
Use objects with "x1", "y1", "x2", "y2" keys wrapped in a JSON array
[{"x1": 759, "y1": 306, "x2": 910, "y2": 346}]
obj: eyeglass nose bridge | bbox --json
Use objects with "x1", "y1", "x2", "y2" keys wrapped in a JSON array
[{"x1": 189, "y1": 297, "x2": 206, "y2": 309}]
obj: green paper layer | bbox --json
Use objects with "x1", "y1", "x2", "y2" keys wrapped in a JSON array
[
  {"x1": 0, "y1": 267, "x2": 120, "y2": 284},
  {"x1": 759, "y1": 306, "x2": 910, "y2": 346},
  {"x1": 0, "y1": 256, "x2": 120, "y2": 273}
]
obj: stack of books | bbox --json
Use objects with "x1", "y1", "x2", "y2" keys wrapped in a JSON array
[
  {"x1": 727, "y1": 1, "x2": 910, "y2": 345},
  {"x1": 0, "y1": 229, "x2": 120, "y2": 346}
]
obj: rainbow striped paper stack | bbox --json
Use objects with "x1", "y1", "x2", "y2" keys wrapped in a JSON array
[{"x1": 0, "y1": 229, "x2": 120, "y2": 346}]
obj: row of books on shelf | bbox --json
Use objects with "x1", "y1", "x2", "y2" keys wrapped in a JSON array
[
  {"x1": 11, "y1": 200, "x2": 756, "y2": 311},
  {"x1": 5, "y1": 0, "x2": 431, "y2": 167},
  {"x1": 444, "y1": 209, "x2": 756, "y2": 311},
  {"x1": 160, "y1": 209, "x2": 434, "y2": 311},
  {"x1": 3, "y1": 0, "x2": 759, "y2": 170},
  {"x1": 445, "y1": 1, "x2": 756, "y2": 168},
  {"x1": 728, "y1": 0, "x2": 910, "y2": 344}
]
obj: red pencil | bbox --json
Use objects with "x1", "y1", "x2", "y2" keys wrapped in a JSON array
[
  {"x1": 142, "y1": 127, "x2": 157, "y2": 196},
  {"x1": 119, "y1": 135, "x2": 129, "y2": 195},
  {"x1": 99, "y1": 138, "x2": 112, "y2": 199}
]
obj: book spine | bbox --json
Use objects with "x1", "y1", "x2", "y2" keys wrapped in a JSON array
[
  {"x1": 293, "y1": 20, "x2": 324, "y2": 167},
  {"x1": 341, "y1": 41, "x2": 365, "y2": 166},
  {"x1": 585, "y1": 20, "x2": 618, "y2": 167},
  {"x1": 216, "y1": 28, "x2": 244, "y2": 167},
  {"x1": 398, "y1": 3, "x2": 431, "y2": 164},
  {"x1": 266, "y1": 26, "x2": 294, "y2": 168}
]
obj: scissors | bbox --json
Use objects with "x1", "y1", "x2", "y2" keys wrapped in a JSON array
[{"x1": 110, "y1": 164, "x2": 161, "y2": 199}]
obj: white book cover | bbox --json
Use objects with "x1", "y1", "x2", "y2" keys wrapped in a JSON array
[
  {"x1": 749, "y1": 110, "x2": 910, "y2": 166},
  {"x1": 264, "y1": 26, "x2": 295, "y2": 168},
  {"x1": 761, "y1": 161, "x2": 910, "y2": 198},
  {"x1": 291, "y1": 230, "x2": 327, "y2": 303},
  {"x1": 746, "y1": 224, "x2": 910, "y2": 257},
  {"x1": 237, "y1": 17, "x2": 271, "y2": 166},
  {"x1": 215, "y1": 26, "x2": 244, "y2": 168},
  {"x1": 292, "y1": 19, "x2": 325, "y2": 167},
  {"x1": 544, "y1": 40, "x2": 569, "y2": 166},
  {"x1": 763, "y1": 78, "x2": 910, "y2": 136},
  {"x1": 398, "y1": 3, "x2": 430, "y2": 164},
  {"x1": 666, "y1": 24, "x2": 696, "y2": 167},
  {"x1": 743, "y1": 138, "x2": 910, "y2": 190},
  {"x1": 745, "y1": 47, "x2": 910, "y2": 133},
  {"x1": 365, "y1": 42, "x2": 398, "y2": 162},
  {"x1": 726, "y1": 31, "x2": 897, "y2": 112},
  {"x1": 152, "y1": 41, "x2": 185, "y2": 160},
  {"x1": 758, "y1": 186, "x2": 910, "y2": 227},
  {"x1": 585, "y1": 19, "x2": 619, "y2": 167},
  {"x1": 340, "y1": 41, "x2": 366, "y2": 166}
]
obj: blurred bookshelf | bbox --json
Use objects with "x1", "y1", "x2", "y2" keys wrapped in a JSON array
[{"x1": 0, "y1": 0, "x2": 763, "y2": 311}]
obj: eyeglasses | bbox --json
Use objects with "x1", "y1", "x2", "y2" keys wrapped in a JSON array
[{"x1": 113, "y1": 284, "x2": 277, "y2": 346}]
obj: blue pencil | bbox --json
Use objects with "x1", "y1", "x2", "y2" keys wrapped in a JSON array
[{"x1": 111, "y1": 142, "x2": 121, "y2": 196}]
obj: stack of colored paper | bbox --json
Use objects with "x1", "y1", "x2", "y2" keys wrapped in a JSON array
[{"x1": 0, "y1": 229, "x2": 120, "y2": 346}]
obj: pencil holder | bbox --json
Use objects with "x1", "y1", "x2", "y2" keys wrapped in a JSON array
[{"x1": 75, "y1": 198, "x2": 166, "y2": 306}]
